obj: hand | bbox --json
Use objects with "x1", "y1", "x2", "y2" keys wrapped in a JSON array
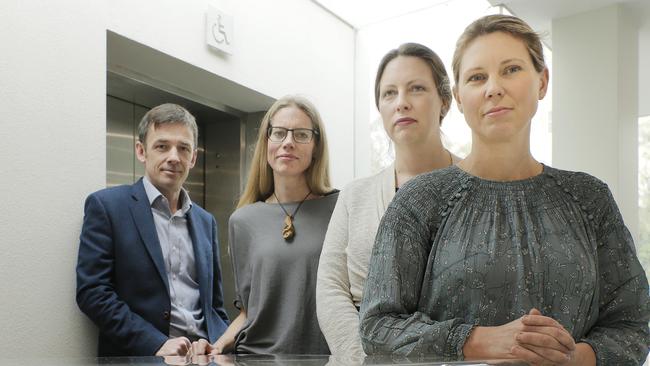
[
  {"x1": 191, "y1": 336, "x2": 234, "y2": 355},
  {"x1": 210, "y1": 335, "x2": 235, "y2": 355},
  {"x1": 155, "y1": 337, "x2": 192, "y2": 356},
  {"x1": 191, "y1": 338, "x2": 212, "y2": 355},
  {"x1": 464, "y1": 308, "x2": 574, "y2": 362},
  {"x1": 511, "y1": 309, "x2": 576, "y2": 365}
]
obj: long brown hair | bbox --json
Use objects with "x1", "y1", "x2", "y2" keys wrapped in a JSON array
[{"x1": 237, "y1": 95, "x2": 331, "y2": 208}]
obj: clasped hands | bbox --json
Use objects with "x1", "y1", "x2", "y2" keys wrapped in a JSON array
[
  {"x1": 155, "y1": 337, "x2": 233, "y2": 366},
  {"x1": 464, "y1": 308, "x2": 587, "y2": 366},
  {"x1": 155, "y1": 309, "x2": 587, "y2": 366}
]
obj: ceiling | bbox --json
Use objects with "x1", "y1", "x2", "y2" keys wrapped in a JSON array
[
  {"x1": 487, "y1": 0, "x2": 650, "y2": 44},
  {"x1": 312, "y1": 0, "x2": 454, "y2": 28},
  {"x1": 314, "y1": 0, "x2": 650, "y2": 40}
]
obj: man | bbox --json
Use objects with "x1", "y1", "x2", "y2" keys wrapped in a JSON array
[{"x1": 76, "y1": 103, "x2": 229, "y2": 356}]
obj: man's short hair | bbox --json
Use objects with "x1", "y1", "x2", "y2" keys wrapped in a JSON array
[{"x1": 137, "y1": 103, "x2": 199, "y2": 148}]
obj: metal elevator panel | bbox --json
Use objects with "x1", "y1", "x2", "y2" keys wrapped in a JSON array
[
  {"x1": 106, "y1": 96, "x2": 135, "y2": 187},
  {"x1": 204, "y1": 116, "x2": 242, "y2": 318},
  {"x1": 133, "y1": 105, "x2": 148, "y2": 180}
]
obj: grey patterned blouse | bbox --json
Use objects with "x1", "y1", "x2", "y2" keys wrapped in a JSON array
[{"x1": 359, "y1": 165, "x2": 649, "y2": 364}]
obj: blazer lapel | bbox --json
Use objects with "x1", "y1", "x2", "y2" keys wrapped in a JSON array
[
  {"x1": 129, "y1": 179, "x2": 169, "y2": 293},
  {"x1": 187, "y1": 208, "x2": 212, "y2": 311}
]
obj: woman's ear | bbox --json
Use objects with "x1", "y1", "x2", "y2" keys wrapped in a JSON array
[{"x1": 538, "y1": 67, "x2": 550, "y2": 100}]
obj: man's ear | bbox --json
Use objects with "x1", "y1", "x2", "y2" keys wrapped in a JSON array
[
  {"x1": 135, "y1": 141, "x2": 146, "y2": 163},
  {"x1": 189, "y1": 148, "x2": 198, "y2": 169}
]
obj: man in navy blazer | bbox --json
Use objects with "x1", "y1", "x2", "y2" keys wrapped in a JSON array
[{"x1": 76, "y1": 103, "x2": 229, "y2": 357}]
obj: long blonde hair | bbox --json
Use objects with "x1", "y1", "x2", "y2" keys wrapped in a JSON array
[{"x1": 237, "y1": 95, "x2": 332, "y2": 208}]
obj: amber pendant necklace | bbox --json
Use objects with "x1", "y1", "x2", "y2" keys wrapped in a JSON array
[{"x1": 274, "y1": 190, "x2": 311, "y2": 241}]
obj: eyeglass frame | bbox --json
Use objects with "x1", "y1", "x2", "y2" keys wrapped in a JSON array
[{"x1": 266, "y1": 125, "x2": 320, "y2": 144}]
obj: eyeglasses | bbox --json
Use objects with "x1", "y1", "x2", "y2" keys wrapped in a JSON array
[{"x1": 267, "y1": 126, "x2": 319, "y2": 144}]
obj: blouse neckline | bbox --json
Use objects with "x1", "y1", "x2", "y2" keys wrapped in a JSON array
[{"x1": 449, "y1": 163, "x2": 552, "y2": 190}]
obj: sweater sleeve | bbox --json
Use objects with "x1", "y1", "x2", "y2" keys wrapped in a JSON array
[
  {"x1": 316, "y1": 187, "x2": 365, "y2": 356},
  {"x1": 359, "y1": 178, "x2": 474, "y2": 358}
]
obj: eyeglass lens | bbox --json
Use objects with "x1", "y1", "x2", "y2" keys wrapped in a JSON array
[{"x1": 268, "y1": 127, "x2": 314, "y2": 143}]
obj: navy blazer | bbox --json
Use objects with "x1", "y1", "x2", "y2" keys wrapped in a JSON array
[{"x1": 76, "y1": 179, "x2": 229, "y2": 356}]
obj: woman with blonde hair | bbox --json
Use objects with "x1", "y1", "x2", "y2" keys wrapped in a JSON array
[
  {"x1": 316, "y1": 42, "x2": 458, "y2": 357},
  {"x1": 195, "y1": 95, "x2": 338, "y2": 355},
  {"x1": 360, "y1": 15, "x2": 649, "y2": 365}
]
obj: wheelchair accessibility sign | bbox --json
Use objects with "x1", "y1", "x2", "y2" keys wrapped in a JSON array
[{"x1": 206, "y1": 6, "x2": 233, "y2": 54}]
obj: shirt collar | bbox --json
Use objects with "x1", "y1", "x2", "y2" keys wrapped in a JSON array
[{"x1": 142, "y1": 176, "x2": 193, "y2": 215}]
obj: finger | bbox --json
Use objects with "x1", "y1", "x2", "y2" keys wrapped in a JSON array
[
  {"x1": 521, "y1": 313, "x2": 564, "y2": 329},
  {"x1": 520, "y1": 325, "x2": 576, "y2": 351},
  {"x1": 212, "y1": 344, "x2": 223, "y2": 355},
  {"x1": 511, "y1": 344, "x2": 547, "y2": 365},
  {"x1": 517, "y1": 330, "x2": 574, "y2": 353},
  {"x1": 192, "y1": 339, "x2": 209, "y2": 355},
  {"x1": 520, "y1": 312, "x2": 576, "y2": 351},
  {"x1": 212, "y1": 340, "x2": 225, "y2": 355},
  {"x1": 180, "y1": 337, "x2": 191, "y2": 355},
  {"x1": 513, "y1": 343, "x2": 573, "y2": 365},
  {"x1": 175, "y1": 345, "x2": 186, "y2": 356}
]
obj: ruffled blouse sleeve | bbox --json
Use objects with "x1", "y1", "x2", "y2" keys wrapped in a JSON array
[
  {"x1": 359, "y1": 175, "x2": 474, "y2": 358},
  {"x1": 580, "y1": 182, "x2": 650, "y2": 364}
]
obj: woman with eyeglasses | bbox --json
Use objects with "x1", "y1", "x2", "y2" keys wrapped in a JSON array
[
  {"x1": 316, "y1": 42, "x2": 458, "y2": 357},
  {"x1": 193, "y1": 95, "x2": 338, "y2": 355}
]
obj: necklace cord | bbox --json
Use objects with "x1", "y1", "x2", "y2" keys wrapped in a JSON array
[
  {"x1": 274, "y1": 190, "x2": 312, "y2": 218},
  {"x1": 273, "y1": 190, "x2": 311, "y2": 241}
]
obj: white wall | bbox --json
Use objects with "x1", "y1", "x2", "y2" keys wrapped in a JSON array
[
  {"x1": 0, "y1": 0, "x2": 107, "y2": 357},
  {"x1": 0, "y1": 0, "x2": 354, "y2": 357},
  {"x1": 552, "y1": 4, "x2": 639, "y2": 240},
  {"x1": 639, "y1": 17, "x2": 650, "y2": 117}
]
